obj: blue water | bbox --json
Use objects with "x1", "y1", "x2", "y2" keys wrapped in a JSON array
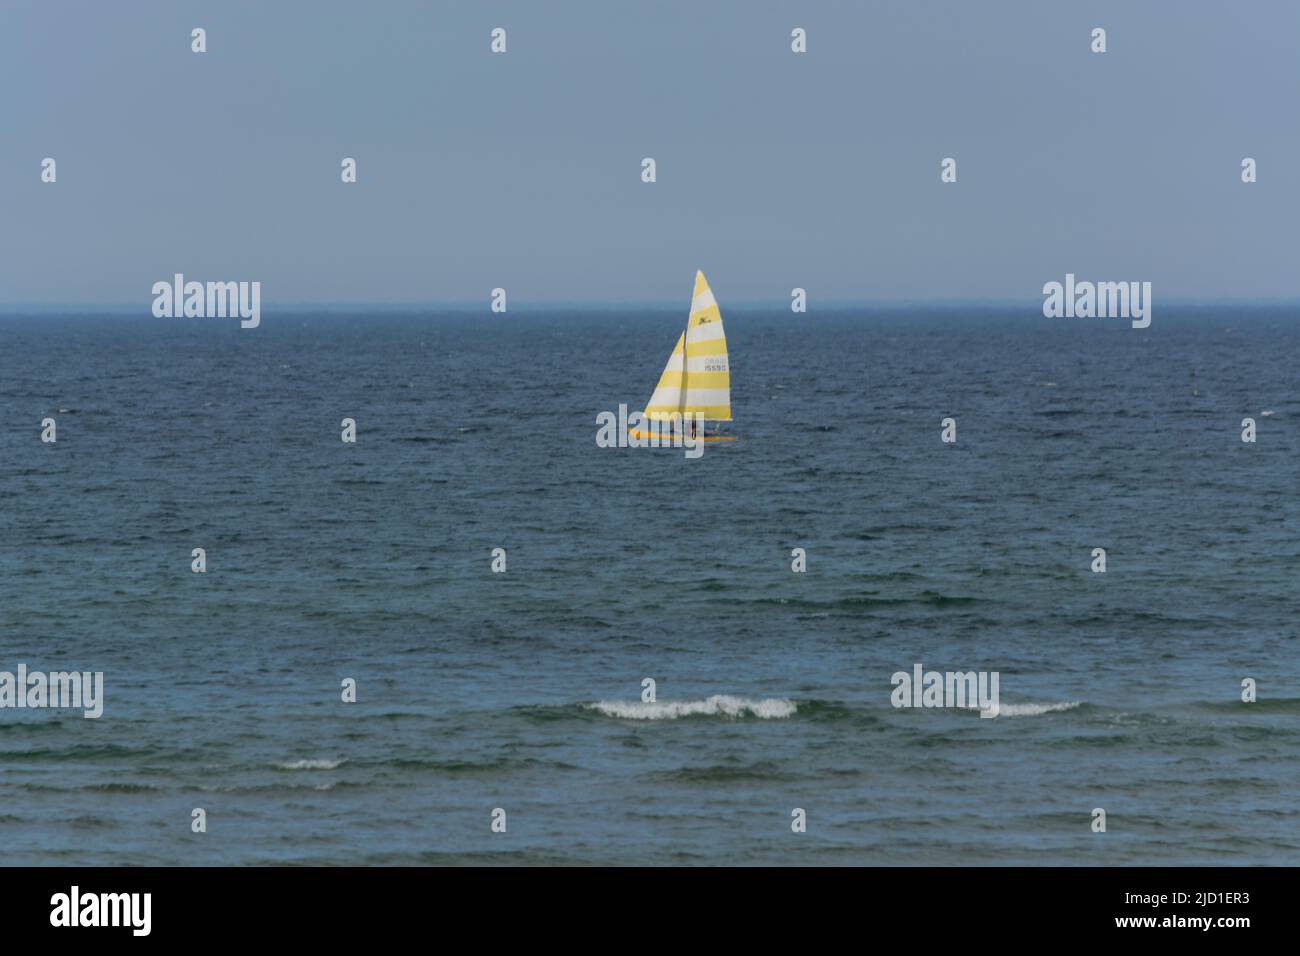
[{"x1": 1, "y1": 306, "x2": 1298, "y2": 864}]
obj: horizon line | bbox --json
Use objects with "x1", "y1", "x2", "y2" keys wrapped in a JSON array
[{"x1": 1, "y1": 297, "x2": 1297, "y2": 315}]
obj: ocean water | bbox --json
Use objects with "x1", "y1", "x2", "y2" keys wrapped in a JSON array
[{"x1": 1, "y1": 306, "x2": 1298, "y2": 865}]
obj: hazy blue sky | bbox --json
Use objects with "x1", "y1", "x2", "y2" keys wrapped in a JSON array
[{"x1": 2, "y1": 0, "x2": 1297, "y2": 306}]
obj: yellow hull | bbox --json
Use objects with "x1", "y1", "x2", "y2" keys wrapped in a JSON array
[{"x1": 627, "y1": 430, "x2": 737, "y2": 443}]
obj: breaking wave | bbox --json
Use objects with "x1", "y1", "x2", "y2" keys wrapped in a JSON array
[
  {"x1": 995, "y1": 701, "x2": 1081, "y2": 717},
  {"x1": 586, "y1": 695, "x2": 797, "y2": 720},
  {"x1": 276, "y1": 758, "x2": 347, "y2": 770}
]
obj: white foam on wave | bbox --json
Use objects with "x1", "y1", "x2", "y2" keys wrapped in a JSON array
[
  {"x1": 993, "y1": 701, "x2": 1081, "y2": 717},
  {"x1": 587, "y1": 695, "x2": 797, "y2": 720},
  {"x1": 277, "y1": 758, "x2": 347, "y2": 770}
]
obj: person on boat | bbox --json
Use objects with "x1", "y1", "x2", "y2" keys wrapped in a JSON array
[{"x1": 687, "y1": 418, "x2": 698, "y2": 440}]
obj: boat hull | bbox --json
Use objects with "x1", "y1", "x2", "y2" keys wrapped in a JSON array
[{"x1": 626, "y1": 430, "x2": 736, "y2": 443}]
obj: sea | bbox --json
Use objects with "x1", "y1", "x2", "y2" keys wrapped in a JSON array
[{"x1": 1, "y1": 305, "x2": 1297, "y2": 865}]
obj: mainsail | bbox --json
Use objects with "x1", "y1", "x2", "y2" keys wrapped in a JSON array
[{"x1": 639, "y1": 271, "x2": 731, "y2": 423}]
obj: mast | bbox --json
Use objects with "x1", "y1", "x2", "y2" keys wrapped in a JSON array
[{"x1": 679, "y1": 309, "x2": 690, "y2": 436}]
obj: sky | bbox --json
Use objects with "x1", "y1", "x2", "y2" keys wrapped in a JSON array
[{"x1": 1, "y1": 0, "x2": 1297, "y2": 307}]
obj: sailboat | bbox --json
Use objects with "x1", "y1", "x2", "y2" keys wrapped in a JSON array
[{"x1": 629, "y1": 271, "x2": 737, "y2": 443}]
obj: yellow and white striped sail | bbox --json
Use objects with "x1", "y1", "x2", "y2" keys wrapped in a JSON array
[{"x1": 640, "y1": 271, "x2": 731, "y2": 421}]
